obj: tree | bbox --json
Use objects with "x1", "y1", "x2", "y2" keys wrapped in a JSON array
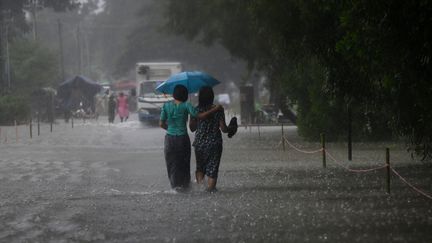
[
  {"x1": 334, "y1": 0, "x2": 432, "y2": 159},
  {"x1": 114, "y1": 0, "x2": 247, "y2": 87},
  {"x1": 10, "y1": 39, "x2": 59, "y2": 95},
  {"x1": 0, "y1": 0, "x2": 79, "y2": 93},
  {"x1": 163, "y1": 0, "x2": 432, "y2": 160}
]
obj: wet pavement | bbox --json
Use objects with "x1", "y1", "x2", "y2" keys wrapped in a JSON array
[{"x1": 0, "y1": 115, "x2": 431, "y2": 242}]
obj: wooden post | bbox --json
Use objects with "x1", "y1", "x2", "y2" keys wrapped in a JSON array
[
  {"x1": 249, "y1": 114, "x2": 252, "y2": 133},
  {"x1": 281, "y1": 123, "x2": 285, "y2": 151},
  {"x1": 30, "y1": 119, "x2": 33, "y2": 139},
  {"x1": 71, "y1": 116, "x2": 74, "y2": 128},
  {"x1": 321, "y1": 133, "x2": 326, "y2": 168},
  {"x1": 15, "y1": 120, "x2": 18, "y2": 142},
  {"x1": 37, "y1": 113, "x2": 40, "y2": 136},
  {"x1": 348, "y1": 106, "x2": 352, "y2": 161},
  {"x1": 257, "y1": 123, "x2": 261, "y2": 138},
  {"x1": 50, "y1": 120, "x2": 53, "y2": 133},
  {"x1": 386, "y1": 148, "x2": 390, "y2": 194}
]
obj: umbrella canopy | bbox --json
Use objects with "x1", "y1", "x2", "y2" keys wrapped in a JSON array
[
  {"x1": 155, "y1": 71, "x2": 220, "y2": 94},
  {"x1": 111, "y1": 80, "x2": 137, "y2": 91}
]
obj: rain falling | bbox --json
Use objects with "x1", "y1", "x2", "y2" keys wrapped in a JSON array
[{"x1": 1, "y1": 0, "x2": 431, "y2": 242}]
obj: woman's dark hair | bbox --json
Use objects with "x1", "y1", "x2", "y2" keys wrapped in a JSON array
[
  {"x1": 173, "y1": 85, "x2": 188, "y2": 102},
  {"x1": 198, "y1": 86, "x2": 214, "y2": 108}
]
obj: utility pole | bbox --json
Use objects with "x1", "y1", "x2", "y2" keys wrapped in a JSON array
[
  {"x1": 5, "y1": 22, "x2": 10, "y2": 90},
  {"x1": 84, "y1": 30, "x2": 91, "y2": 76},
  {"x1": 0, "y1": 20, "x2": 3, "y2": 92},
  {"x1": 76, "y1": 23, "x2": 82, "y2": 74},
  {"x1": 1, "y1": 10, "x2": 11, "y2": 91},
  {"x1": 30, "y1": 0, "x2": 40, "y2": 41},
  {"x1": 57, "y1": 19, "x2": 65, "y2": 81},
  {"x1": 23, "y1": 0, "x2": 41, "y2": 41}
]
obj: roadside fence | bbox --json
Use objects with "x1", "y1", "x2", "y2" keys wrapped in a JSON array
[
  {"x1": 267, "y1": 123, "x2": 432, "y2": 201},
  {"x1": 0, "y1": 116, "x2": 80, "y2": 145},
  {"x1": 243, "y1": 122, "x2": 432, "y2": 201}
]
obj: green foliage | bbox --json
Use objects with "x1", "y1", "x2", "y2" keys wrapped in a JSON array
[
  {"x1": 0, "y1": 0, "x2": 78, "y2": 91},
  {"x1": 9, "y1": 39, "x2": 59, "y2": 96},
  {"x1": 0, "y1": 39, "x2": 57, "y2": 124},
  {"x1": 164, "y1": 0, "x2": 431, "y2": 160},
  {"x1": 334, "y1": 0, "x2": 432, "y2": 158},
  {"x1": 0, "y1": 95, "x2": 30, "y2": 125},
  {"x1": 112, "y1": 0, "x2": 247, "y2": 85}
]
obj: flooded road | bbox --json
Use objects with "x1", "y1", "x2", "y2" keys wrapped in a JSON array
[{"x1": 0, "y1": 115, "x2": 431, "y2": 242}]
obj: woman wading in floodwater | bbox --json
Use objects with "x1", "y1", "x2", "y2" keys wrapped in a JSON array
[
  {"x1": 189, "y1": 86, "x2": 233, "y2": 193},
  {"x1": 159, "y1": 85, "x2": 222, "y2": 192}
]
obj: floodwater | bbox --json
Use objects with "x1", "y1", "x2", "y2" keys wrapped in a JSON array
[{"x1": 0, "y1": 115, "x2": 431, "y2": 242}]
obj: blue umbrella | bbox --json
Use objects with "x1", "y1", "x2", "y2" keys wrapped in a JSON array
[{"x1": 155, "y1": 71, "x2": 220, "y2": 94}]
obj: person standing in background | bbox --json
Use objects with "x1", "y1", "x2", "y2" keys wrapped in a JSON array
[
  {"x1": 117, "y1": 92, "x2": 129, "y2": 122},
  {"x1": 108, "y1": 94, "x2": 116, "y2": 123}
]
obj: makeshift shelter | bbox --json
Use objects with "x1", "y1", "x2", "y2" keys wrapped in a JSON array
[{"x1": 57, "y1": 75, "x2": 102, "y2": 113}]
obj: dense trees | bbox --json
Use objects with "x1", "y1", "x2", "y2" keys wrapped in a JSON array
[
  {"x1": 1, "y1": 1, "x2": 431, "y2": 160},
  {"x1": 33, "y1": 0, "x2": 247, "y2": 87},
  {"x1": 164, "y1": 0, "x2": 432, "y2": 160},
  {"x1": 336, "y1": 0, "x2": 432, "y2": 159},
  {"x1": 0, "y1": 0, "x2": 78, "y2": 94},
  {"x1": 114, "y1": 0, "x2": 247, "y2": 87},
  {"x1": 0, "y1": 0, "x2": 78, "y2": 123},
  {"x1": 10, "y1": 39, "x2": 59, "y2": 94}
]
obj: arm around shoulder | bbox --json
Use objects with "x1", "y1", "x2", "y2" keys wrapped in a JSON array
[
  {"x1": 196, "y1": 105, "x2": 224, "y2": 119},
  {"x1": 189, "y1": 117, "x2": 197, "y2": 132}
]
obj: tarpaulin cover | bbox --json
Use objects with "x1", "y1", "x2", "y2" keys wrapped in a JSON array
[{"x1": 57, "y1": 75, "x2": 102, "y2": 99}]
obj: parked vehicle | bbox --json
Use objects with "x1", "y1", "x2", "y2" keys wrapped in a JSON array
[
  {"x1": 135, "y1": 62, "x2": 182, "y2": 124},
  {"x1": 256, "y1": 104, "x2": 280, "y2": 124}
]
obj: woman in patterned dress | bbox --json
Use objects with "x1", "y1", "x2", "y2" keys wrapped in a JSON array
[{"x1": 189, "y1": 86, "x2": 230, "y2": 192}]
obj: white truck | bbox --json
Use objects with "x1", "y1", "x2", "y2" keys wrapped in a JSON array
[{"x1": 136, "y1": 62, "x2": 182, "y2": 123}]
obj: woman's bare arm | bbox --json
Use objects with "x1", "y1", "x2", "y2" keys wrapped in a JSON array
[
  {"x1": 219, "y1": 118, "x2": 228, "y2": 133},
  {"x1": 219, "y1": 110, "x2": 228, "y2": 133},
  {"x1": 159, "y1": 120, "x2": 167, "y2": 130},
  {"x1": 196, "y1": 105, "x2": 224, "y2": 119},
  {"x1": 189, "y1": 117, "x2": 197, "y2": 132}
]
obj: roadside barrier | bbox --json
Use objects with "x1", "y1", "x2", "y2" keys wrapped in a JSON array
[
  {"x1": 281, "y1": 132, "x2": 432, "y2": 201},
  {"x1": 285, "y1": 138, "x2": 323, "y2": 154},
  {"x1": 15, "y1": 120, "x2": 18, "y2": 142},
  {"x1": 325, "y1": 151, "x2": 388, "y2": 173},
  {"x1": 1, "y1": 117, "x2": 72, "y2": 144},
  {"x1": 390, "y1": 167, "x2": 432, "y2": 200},
  {"x1": 0, "y1": 127, "x2": 8, "y2": 144}
]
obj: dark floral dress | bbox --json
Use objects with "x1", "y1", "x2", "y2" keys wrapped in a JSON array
[{"x1": 192, "y1": 105, "x2": 225, "y2": 178}]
